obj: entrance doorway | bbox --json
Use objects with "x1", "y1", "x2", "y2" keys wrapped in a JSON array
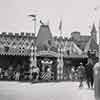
[{"x1": 37, "y1": 56, "x2": 57, "y2": 81}]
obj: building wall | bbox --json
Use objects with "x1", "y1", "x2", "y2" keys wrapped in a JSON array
[{"x1": 71, "y1": 32, "x2": 80, "y2": 41}]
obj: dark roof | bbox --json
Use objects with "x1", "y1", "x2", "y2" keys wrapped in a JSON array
[
  {"x1": 71, "y1": 31, "x2": 80, "y2": 35},
  {"x1": 89, "y1": 38, "x2": 98, "y2": 50},
  {"x1": 80, "y1": 35, "x2": 90, "y2": 42},
  {"x1": 71, "y1": 35, "x2": 91, "y2": 51},
  {"x1": 91, "y1": 24, "x2": 97, "y2": 34},
  {"x1": 84, "y1": 37, "x2": 99, "y2": 52},
  {"x1": 36, "y1": 25, "x2": 52, "y2": 46}
]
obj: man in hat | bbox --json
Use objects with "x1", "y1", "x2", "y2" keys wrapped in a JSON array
[{"x1": 77, "y1": 62, "x2": 85, "y2": 88}]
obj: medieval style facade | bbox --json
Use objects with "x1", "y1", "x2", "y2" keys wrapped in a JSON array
[{"x1": 0, "y1": 24, "x2": 98, "y2": 81}]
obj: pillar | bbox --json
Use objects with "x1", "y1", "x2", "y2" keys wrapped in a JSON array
[
  {"x1": 57, "y1": 48, "x2": 64, "y2": 80},
  {"x1": 30, "y1": 46, "x2": 34, "y2": 68},
  {"x1": 30, "y1": 46, "x2": 37, "y2": 68},
  {"x1": 34, "y1": 46, "x2": 37, "y2": 67}
]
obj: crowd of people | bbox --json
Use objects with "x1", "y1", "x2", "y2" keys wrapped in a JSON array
[
  {"x1": 66, "y1": 58, "x2": 95, "y2": 89},
  {"x1": 0, "y1": 64, "x2": 54, "y2": 82},
  {"x1": 0, "y1": 58, "x2": 96, "y2": 87},
  {"x1": 0, "y1": 65, "x2": 40, "y2": 82},
  {"x1": 76, "y1": 59, "x2": 94, "y2": 89}
]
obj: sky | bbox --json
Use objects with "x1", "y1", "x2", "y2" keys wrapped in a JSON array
[{"x1": 0, "y1": 0, "x2": 100, "y2": 43}]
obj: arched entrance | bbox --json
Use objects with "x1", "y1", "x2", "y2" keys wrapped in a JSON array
[{"x1": 37, "y1": 55, "x2": 57, "y2": 81}]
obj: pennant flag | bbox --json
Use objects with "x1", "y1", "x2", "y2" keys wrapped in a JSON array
[
  {"x1": 59, "y1": 20, "x2": 62, "y2": 31},
  {"x1": 28, "y1": 14, "x2": 36, "y2": 18},
  {"x1": 71, "y1": 42, "x2": 83, "y2": 55},
  {"x1": 28, "y1": 14, "x2": 36, "y2": 20}
]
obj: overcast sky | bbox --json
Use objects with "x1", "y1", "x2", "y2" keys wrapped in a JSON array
[{"x1": 0, "y1": 0, "x2": 99, "y2": 43}]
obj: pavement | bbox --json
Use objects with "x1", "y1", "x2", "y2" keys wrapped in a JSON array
[{"x1": 0, "y1": 81, "x2": 95, "y2": 100}]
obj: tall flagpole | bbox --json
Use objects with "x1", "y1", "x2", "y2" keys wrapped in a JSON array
[
  {"x1": 59, "y1": 19, "x2": 62, "y2": 37},
  {"x1": 57, "y1": 19, "x2": 63, "y2": 80},
  {"x1": 28, "y1": 14, "x2": 37, "y2": 68}
]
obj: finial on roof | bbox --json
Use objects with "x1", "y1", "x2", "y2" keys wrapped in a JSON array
[
  {"x1": 91, "y1": 23, "x2": 97, "y2": 34},
  {"x1": 40, "y1": 20, "x2": 45, "y2": 25},
  {"x1": 40, "y1": 19, "x2": 49, "y2": 26}
]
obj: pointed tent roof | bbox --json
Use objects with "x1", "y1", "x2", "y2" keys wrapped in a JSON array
[
  {"x1": 84, "y1": 37, "x2": 98, "y2": 53},
  {"x1": 71, "y1": 42, "x2": 83, "y2": 55},
  {"x1": 70, "y1": 33, "x2": 91, "y2": 51},
  {"x1": 64, "y1": 41, "x2": 83, "y2": 55},
  {"x1": 91, "y1": 23, "x2": 97, "y2": 34},
  {"x1": 36, "y1": 25, "x2": 52, "y2": 46}
]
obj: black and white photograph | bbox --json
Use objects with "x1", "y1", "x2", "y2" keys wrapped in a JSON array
[{"x1": 0, "y1": 0, "x2": 99, "y2": 100}]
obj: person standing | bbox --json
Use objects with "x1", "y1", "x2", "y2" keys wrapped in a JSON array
[
  {"x1": 4, "y1": 69, "x2": 8, "y2": 80},
  {"x1": 8, "y1": 66, "x2": 13, "y2": 80},
  {"x1": 0, "y1": 67, "x2": 2, "y2": 79},
  {"x1": 77, "y1": 63, "x2": 85, "y2": 88},
  {"x1": 71, "y1": 66, "x2": 76, "y2": 81},
  {"x1": 29, "y1": 67, "x2": 33, "y2": 81},
  {"x1": 15, "y1": 64, "x2": 20, "y2": 81},
  {"x1": 85, "y1": 58, "x2": 94, "y2": 88},
  {"x1": 47, "y1": 67, "x2": 52, "y2": 81},
  {"x1": 32, "y1": 66, "x2": 40, "y2": 82},
  {"x1": 14, "y1": 70, "x2": 20, "y2": 81}
]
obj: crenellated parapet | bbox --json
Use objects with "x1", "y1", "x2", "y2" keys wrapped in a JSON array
[{"x1": 0, "y1": 32, "x2": 36, "y2": 56}]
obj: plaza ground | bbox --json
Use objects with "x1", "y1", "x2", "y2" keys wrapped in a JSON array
[{"x1": 0, "y1": 81, "x2": 95, "y2": 100}]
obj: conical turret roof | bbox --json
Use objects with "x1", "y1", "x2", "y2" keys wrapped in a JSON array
[
  {"x1": 91, "y1": 23, "x2": 97, "y2": 34},
  {"x1": 84, "y1": 37, "x2": 98, "y2": 52},
  {"x1": 36, "y1": 25, "x2": 52, "y2": 46}
]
